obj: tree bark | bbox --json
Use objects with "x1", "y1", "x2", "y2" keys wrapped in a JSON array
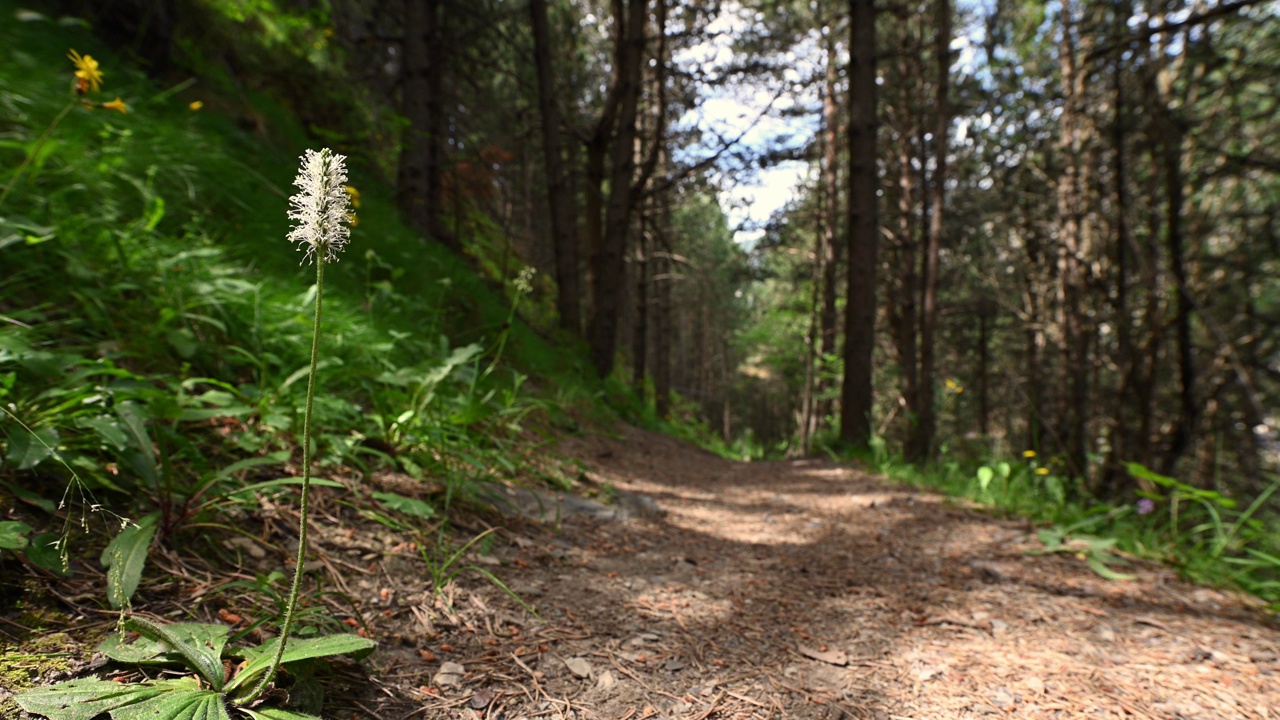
[
  {"x1": 1054, "y1": 7, "x2": 1090, "y2": 480},
  {"x1": 397, "y1": 0, "x2": 454, "y2": 250},
  {"x1": 909, "y1": 0, "x2": 950, "y2": 462},
  {"x1": 840, "y1": 0, "x2": 879, "y2": 447},
  {"x1": 530, "y1": 0, "x2": 582, "y2": 333},
  {"x1": 589, "y1": 0, "x2": 650, "y2": 379},
  {"x1": 819, "y1": 25, "x2": 842, "y2": 424},
  {"x1": 633, "y1": 210, "x2": 650, "y2": 395}
]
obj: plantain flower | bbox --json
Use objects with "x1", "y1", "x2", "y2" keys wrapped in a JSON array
[
  {"x1": 67, "y1": 49, "x2": 103, "y2": 93},
  {"x1": 287, "y1": 148, "x2": 352, "y2": 264}
]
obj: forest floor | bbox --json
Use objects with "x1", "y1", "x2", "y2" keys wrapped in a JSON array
[
  {"x1": 351, "y1": 425, "x2": 1280, "y2": 719},
  {"x1": 5, "y1": 424, "x2": 1280, "y2": 719}
]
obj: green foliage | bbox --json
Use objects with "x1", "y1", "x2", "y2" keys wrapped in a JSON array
[
  {"x1": 416, "y1": 527, "x2": 538, "y2": 618},
  {"x1": 15, "y1": 620, "x2": 375, "y2": 720},
  {"x1": 1, "y1": 9, "x2": 568, "y2": 718},
  {"x1": 0, "y1": 0, "x2": 569, "y2": 560},
  {"x1": 101, "y1": 513, "x2": 158, "y2": 610},
  {"x1": 858, "y1": 441, "x2": 1280, "y2": 609}
]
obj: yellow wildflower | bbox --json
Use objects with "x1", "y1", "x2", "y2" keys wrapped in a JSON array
[
  {"x1": 67, "y1": 49, "x2": 103, "y2": 93},
  {"x1": 99, "y1": 97, "x2": 128, "y2": 114},
  {"x1": 1022, "y1": 450, "x2": 1037, "y2": 459},
  {"x1": 1035, "y1": 467, "x2": 1050, "y2": 475},
  {"x1": 189, "y1": 100, "x2": 204, "y2": 111}
]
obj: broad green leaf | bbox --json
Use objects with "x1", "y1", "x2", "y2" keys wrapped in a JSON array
[
  {"x1": 5, "y1": 426, "x2": 60, "y2": 470},
  {"x1": 99, "y1": 622, "x2": 230, "y2": 668},
  {"x1": 108, "y1": 685, "x2": 231, "y2": 720},
  {"x1": 242, "y1": 708, "x2": 322, "y2": 720},
  {"x1": 14, "y1": 678, "x2": 169, "y2": 720},
  {"x1": 102, "y1": 513, "x2": 159, "y2": 609},
  {"x1": 120, "y1": 618, "x2": 227, "y2": 691},
  {"x1": 225, "y1": 634, "x2": 376, "y2": 692},
  {"x1": 372, "y1": 491, "x2": 436, "y2": 520},
  {"x1": 976, "y1": 466, "x2": 993, "y2": 492},
  {"x1": 26, "y1": 532, "x2": 69, "y2": 575},
  {"x1": 75, "y1": 415, "x2": 131, "y2": 451},
  {"x1": 0, "y1": 520, "x2": 31, "y2": 549}
]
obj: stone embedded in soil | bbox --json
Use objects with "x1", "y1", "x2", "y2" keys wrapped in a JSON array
[
  {"x1": 433, "y1": 661, "x2": 466, "y2": 688},
  {"x1": 596, "y1": 670, "x2": 617, "y2": 690},
  {"x1": 469, "y1": 688, "x2": 495, "y2": 709},
  {"x1": 564, "y1": 656, "x2": 592, "y2": 678}
]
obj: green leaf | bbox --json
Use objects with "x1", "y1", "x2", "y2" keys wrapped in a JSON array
[
  {"x1": 0, "y1": 520, "x2": 31, "y2": 550},
  {"x1": 9, "y1": 484, "x2": 58, "y2": 513},
  {"x1": 5, "y1": 426, "x2": 60, "y2": 470},
  {"x1": 225, "y1": 634, "x2": 376, "y2": 693},
  {"x1": 26, "y1": 532, "x2": 69, "y2": 575},
  {"x1": 100, "y1": 622, "x2": 230, "y2": 669},
  {"x1": 14, "y1": 678, "x2": 170, "y2": 720},
  {"x1": 75, "y1": 415, "x2": 131, "y2": 452},
  {"x1": 102, "y1": 513, "x2": 159, "y2": 609},
  {"x1": 242, "y1": 708, "x2": 322, "y2": 720},
  {"x1": 1125, "y1": 461, "x2": 1177, "y2": 488},
  {"x1": 224, "y1": 476, "x2": 344, "y2": 499},
  {"x1": 120, "y1": 618, "x2": 227, "y2": 691},
  {"x1": 1086, "y1": 555, "x2": 1136, "y2": 581},
  {"x1": 213, "y1": 451, "x2": 291, "y2": 484},
  {"x1": 372, "y1": 491, "x2": 437, "y2": 520},
  {"x1": 976, "y1": 466, "x2": 993, "y2": 492},
  {"x1": 108, "y1": 685, "x2": 231, "y2": 720},
  {"x1": 167, "y1": 328, "x2": 200, "y2": 359},
  {"x1": 179, "y1": 406, "x2": 255, "y2": 421}
]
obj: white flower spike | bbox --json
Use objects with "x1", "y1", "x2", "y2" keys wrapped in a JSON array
[{"x1": 287, "y1": 148, "x2": 352, "y2": 264}]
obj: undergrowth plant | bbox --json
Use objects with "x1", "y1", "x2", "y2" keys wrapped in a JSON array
[
  {"x1": 858, "y1": 436, "x2": 1280, "y2": 608},
  {"x1": 15, "y1": 148, "x2": 374, "y2": 720}
]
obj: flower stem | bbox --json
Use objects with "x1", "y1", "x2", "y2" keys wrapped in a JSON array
[
  {"x1": 0, "y1": 101, "x2": 77, "y2": 211},
  {"x1": 244, "y1": 259, "x2": 325, "y2": 704}
]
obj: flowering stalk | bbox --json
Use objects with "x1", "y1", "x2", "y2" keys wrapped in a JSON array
[
  {"x1": 0, "y1": 50, "x2": 110, "y2": 210},
  {"x1": 243, "y1": 148, "x2": 351, "y2": 704}
]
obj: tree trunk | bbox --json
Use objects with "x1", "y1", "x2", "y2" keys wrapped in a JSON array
[
  {"x1": 891, "y1": 20, "x2": 920, "y2": 449},
  {"x1": 1099, "y1": 0, "x2": 1135, "y2": 497},
  {"x1": 909, "y1": 0, "x2": 950, "y2": 462},
  {"x1": 633, "y1": 210, "x2": 650, "y2": 396},
  {"x1": 840, "y1": 0, "x2": 879, "y2": 447},
  {"x1": 530, "y1": 0, "x2": 582, "y2": 333},
  {"x1": 819, "y1": 25, "x2": 842, "y2": 424},
  {"x1": 589, "y1": 0, "x2": 649, "y2": 379},
  {"x1": 397, "y1": 0, "x2": 454, "y2": 250},
  {"x1": 1054, "y1": 8, "x2": 1090, "y2": 480}
]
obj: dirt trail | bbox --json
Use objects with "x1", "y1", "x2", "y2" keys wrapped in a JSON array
[{"x1": 363, "y1": 426, "x2": 1280, "y2": 719}]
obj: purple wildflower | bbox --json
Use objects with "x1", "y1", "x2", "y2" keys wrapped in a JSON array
[{"x1": 1136, "y1": 498, "x2": 1155, "y2": 515}]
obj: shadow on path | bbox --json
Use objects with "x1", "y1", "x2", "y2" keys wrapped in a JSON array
[{"x1": 371, "y1": 425, "x2": 1280, "y2": 719}]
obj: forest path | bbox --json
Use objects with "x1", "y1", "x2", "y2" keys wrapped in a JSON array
[{"x1": 374, "y1": 425, "x2": 1280, "y2": 719}]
